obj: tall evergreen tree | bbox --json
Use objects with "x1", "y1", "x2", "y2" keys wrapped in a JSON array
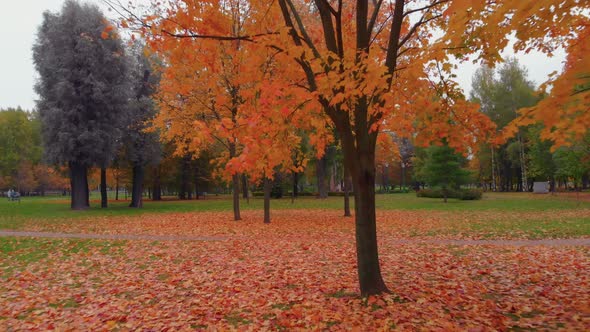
[{"x1": 33, "y1": 0, "x2": 129, "y2": 209}]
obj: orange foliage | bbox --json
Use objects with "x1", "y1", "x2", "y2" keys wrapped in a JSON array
[{"x1": 142, "y1": 1, "x2": 331, "y2": 181}]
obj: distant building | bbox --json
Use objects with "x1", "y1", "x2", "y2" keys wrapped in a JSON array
[{"x1": 533, "y1": 182, "x2": 549, "y2": 194}]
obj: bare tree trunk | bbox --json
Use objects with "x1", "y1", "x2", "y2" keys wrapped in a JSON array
[
  {"x1": 291, "y1": 171, "x2": 299, "y2": 204},
  {"x1": 228, "y1": 142, "x2": 241, "y2": 220},
  {"x1": 152, "y1": 167, "x2": 161, "y2": 201},
  {"x1": 316, "y1": 154, "x2": 328, "y2": 198},
  {"x1": 263, "y1": 176, "x2": 271, "y2": 224},
  {"x1": 69, "y1": 161, "x2": 89, "y2": 210},
  {"x1": 518, "y1": 134, "x2": 528, "y2": 192},
  {"x1": 351, "y1": 155, "x2": 389, "y2": 295},
  {"x1": 232, "y1": 174, "x2": 241, "y2": 220},
  {"x1": 194, "y1": 166, "x2": 200, "y2": 200},
  {"x1": 179, "y1": 156, "x2": 190, "y2": 200},
  {"x1": 241, "y1": 174, "x2": 248, "y2": 199},
  {"x1": 491, "y1": 146, "x2": 496, "y2": 191},
  {"x1": 129, "y1": 165, "x2": 144, "y2": 208},
  {"x1": 100, "y1": 167, "x2": 108, "y2": 208},
  {"x1": 343, "y1": 166, "x2": 351, "y2": 217}
]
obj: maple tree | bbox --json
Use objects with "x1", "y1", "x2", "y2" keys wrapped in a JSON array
[
  {"x1": 120, "y1": 0, "x2": 331, "y2": 221},
  {"x1": 108, "y1": 0, "x2": 590, "y2": 295}
]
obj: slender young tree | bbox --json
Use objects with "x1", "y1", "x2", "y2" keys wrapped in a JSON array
[
  {"x1": 125, "y1": 42, "x2": 161, "y2": 208},
  {"x1": 33, "y1": 0, "x2": 129, "y2": 209}
]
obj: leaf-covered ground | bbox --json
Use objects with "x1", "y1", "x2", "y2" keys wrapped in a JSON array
[
  {"x1": 1, "y1": 210, "x2": 589, "y2": 330},
  {"x1": 16, "y1": 208, "x2": 590, "y2": 239}
]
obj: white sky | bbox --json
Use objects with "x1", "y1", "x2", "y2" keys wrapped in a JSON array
[{"x1": 0, "y1": 0, "x2": 567, "y2": 110}]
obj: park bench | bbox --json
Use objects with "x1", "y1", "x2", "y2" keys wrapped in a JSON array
[{"x1": 7, "y1": 192, "x2": 20, "y2": 202}]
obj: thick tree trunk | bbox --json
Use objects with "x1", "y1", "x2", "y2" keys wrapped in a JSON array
[
  {"x1": 263, "y1": 176, "x2": 271, "y2": 224},
  {"x1": 351, "y1": 157, "x2": 389, "y2": 295},
  {"x1": 129, "y1": 165, "x2": 144, "y2": 208},
  {"x1": 316, "y1": 154, "x2": 328, "y2": 198},
  {"x1": 152, "y1": 167, "x2": 161, "y2": 201},
  {"x1": 69, "y1": 161, "x2": 89, "y2": 210},
  {"x1": 343, "y1": 166, "x2": 352, "y2": 217},
  {"x1": 100, "y1": 167, "x2": 108, "y2": 208},
  {"x1": 232, "y1": 173, "x2": 241, "y2": 221}
]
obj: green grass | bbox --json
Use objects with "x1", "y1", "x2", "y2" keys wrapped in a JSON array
[
  {"x1": 0, "y1": 192, "x2": 588, "y2": 238},
  {"x1": 0, "y1": 237, "x2": 127, "y2": 279},
  {"x1": 1, "y1": 192, "x2": 586, "y2": 227}
]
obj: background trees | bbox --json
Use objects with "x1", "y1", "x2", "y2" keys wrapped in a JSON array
[
  {"x1": 471, "y1": 58, "x2": 590, "y2": 192},
  {"x1": 0, "y1": 108, "x2": 41, "y2": 190},
  {"x1": 33, "y1": 0, "x2": 129, "y2": 209}
]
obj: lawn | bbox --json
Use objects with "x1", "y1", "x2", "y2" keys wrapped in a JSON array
[{"x1": 0, "y1": 193, "x2": 588, "y2": 330}]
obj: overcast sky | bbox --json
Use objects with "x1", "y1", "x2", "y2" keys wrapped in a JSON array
[{"x1": 0, "y1": 0, "x2": 567, "y2": 111}]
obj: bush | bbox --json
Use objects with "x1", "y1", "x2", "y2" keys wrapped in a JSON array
[
  {"x1": 416, "y1": 188, "x2": 482, "y2": 200},
  {"x1": 458, "y1": 189, "x2": 482, "y2": 200}
]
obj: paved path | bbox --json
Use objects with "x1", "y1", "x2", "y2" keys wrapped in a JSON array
[
  {"x1": 1, "y1": 230, "x2": 589, "y2": 246},
  {"x1": 0, "y1": 230, "x2": 225, "y2": 242},
  {"x1": 390, "y1": 238, "x2": 590, "y2": 247}
]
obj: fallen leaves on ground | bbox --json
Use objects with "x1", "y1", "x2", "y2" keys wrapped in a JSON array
[
  {"x1": 20, "y1": 209, "x2": 590, "y2": 240},
  {"x1": 1, "y1": 211, "x2": 589, "y2": 330}
]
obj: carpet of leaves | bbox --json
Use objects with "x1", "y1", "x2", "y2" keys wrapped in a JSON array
[{"x1": 1, "y1": 210, "x2": 589, "y2": 331}]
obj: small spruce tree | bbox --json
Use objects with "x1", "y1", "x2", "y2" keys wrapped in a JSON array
[{"x1": 421, "y1": 143, "x2": 471, "y2": 203}]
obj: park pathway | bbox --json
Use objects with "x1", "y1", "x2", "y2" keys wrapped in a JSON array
[
  {"x1": 0, "y1": 230, "x2": 225, "y2": 242},
  {"x1": 0, "y1": 230, "x2": 589, "y2": 246}
]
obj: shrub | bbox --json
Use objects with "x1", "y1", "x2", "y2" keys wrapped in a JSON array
[
  {"x1": 416, "y1": 188, "x2": 482, "y2": 200},
  {"x1": 458, "y1": 189, "x2": 482, "y2": 200}
]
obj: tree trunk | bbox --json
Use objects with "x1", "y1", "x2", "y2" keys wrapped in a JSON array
[
  {"x1": 152, "y1": 167, "x2": 161, "y2": 201},
  {"x1": 490, "y1": 146, "x2": 496, "y2": 191},
  {"x1": 100, "y1": 167, "x2": 108, "y2": 208},
  {"x1": 179, "y1": 156, "x2": 190, "y2": 200},
  {"x1": 582, "y1": 173, "x2": 589, "y2": 190},
  {"x1": 241, "y1": 174, "x2": 249, "y2": 199},
  {"x1": 68, "y1": 161, "x2": 89, "y2": 210},
  {"x1": 232, "y1": 173, "x2": 241, "y2": 221},
  {"x1": 316, "y1": 154, "x2": 328, "y2": 198},
  {"x1": 292, "y1": 171, "x2": 299, "y2": 204},
  {"x1": 229, "y1": 142, "x2": 241, "y2": 221},
  {"x1": 263, "y1": 176, "x2": 271, "y2": 224},
  {"x1": 351, "y1": 157, "x2": 389, "y2": 295},
  {"x1": 129, "y1": 165, "x2": 144, "y2": 208},
  {"x1": 343, "y1": 166, "x2": 352, "y2": 217},
  {"x1": 194, "y1": 166, "x2": 200, "y2": 200}
]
